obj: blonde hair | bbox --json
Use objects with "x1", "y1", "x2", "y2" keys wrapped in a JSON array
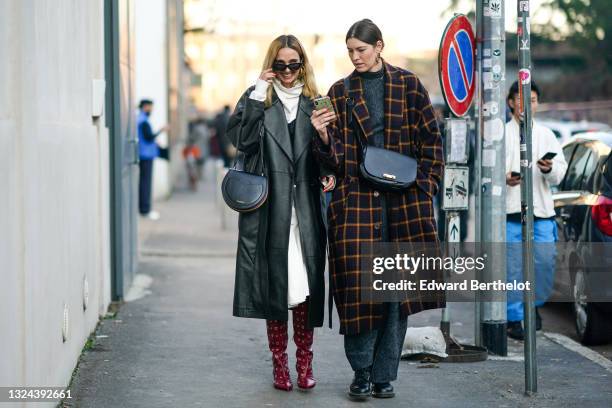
[{"x1": 261, "y1": 35, "x2": 319, "y2": 107}]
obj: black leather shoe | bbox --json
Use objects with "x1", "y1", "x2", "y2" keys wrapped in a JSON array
[
  {"x1": 372, "y1": 382, "x2": 395, "y2": 398},
  {"x1": 536, "y1": 308, "x2": 542, "y2": 331},
  {"x1": 348, "y1": 368, "x2": 371, "y2": 400},
  {"x1": 507, "y1": 321, "x2": 524, "y2": 341}
]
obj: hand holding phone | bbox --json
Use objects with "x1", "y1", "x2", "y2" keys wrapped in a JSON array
[
  {"x1": 507, "y1": 171, "x2": 521, "y2": 186},
  {"x1": 537, "y1": 152, "x2": 555, "y2": 174},
  {"x1": 311, "y1": 97, "x2": 337, "y2": 143},
  {"x1": 314, "y1": 96, "x2": 334, "y2": 113},
  {"x1": 539, "y1": 152, "x2": 557, "y2": 161}
]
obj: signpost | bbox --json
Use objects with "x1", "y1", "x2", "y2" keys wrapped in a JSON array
[
  {"x1": 438, "y1": 15, "x2": 476, "y2": 349},
  {"x1": 475, "y1": 0, "x2": 507, "y2": 357}
]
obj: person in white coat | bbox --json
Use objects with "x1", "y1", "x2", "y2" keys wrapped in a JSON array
[{"x1": 505, "y1": 80, "x2": 568, "y2": 340}]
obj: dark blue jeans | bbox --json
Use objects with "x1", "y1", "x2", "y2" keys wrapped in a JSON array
[
  {"x1": 343, "y1": 302, "x2": 408, "y2": 383},
  {"x1": 139, "y1": 159, "x2": 154, "y2": 215}
]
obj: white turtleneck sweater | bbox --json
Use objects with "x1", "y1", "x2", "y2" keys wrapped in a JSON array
[{"x1": 249, "y1": 78, "x2": 303, "y2": 122}]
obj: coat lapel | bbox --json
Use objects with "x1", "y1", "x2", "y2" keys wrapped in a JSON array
[
  {"x1": 347, "y1": 75, "x2": 374, "y2": 143},
  {"x1": 345, "y1": 62, "x2": 406, "y2": 149},
  {"x1": 293, "y1": 96, "x2": 313, "y2": 164},
  {"x1": 265, "y1": 92, "x2": 293, "y2": 162}
]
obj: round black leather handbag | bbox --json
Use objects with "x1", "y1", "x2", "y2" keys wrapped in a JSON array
[
  {"x1": 344, "y1": 77, "x2": 417, "y2": 192},
  {"x1": 221, "y1": 125, "x2": 268, "y2": 212}
]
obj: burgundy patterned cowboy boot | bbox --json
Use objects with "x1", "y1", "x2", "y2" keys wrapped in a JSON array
[
  {"x1": 266, "y1": 320, "x2": 293, "y2": 391},
  {"x1": 292, "y1": 302, "x2": 316, "y2": 390}
]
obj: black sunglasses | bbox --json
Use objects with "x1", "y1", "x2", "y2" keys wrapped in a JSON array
[{"x1": 272, "y1": 61, "x2": 303, "y2": 72}]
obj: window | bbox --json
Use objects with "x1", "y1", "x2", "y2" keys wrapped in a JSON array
[
  {"x1": 558, "y1": 145, "x2": 577, "y2": 191},
  {"x1": 563, "y1": 144, "x2": 592, "y2": 191}
]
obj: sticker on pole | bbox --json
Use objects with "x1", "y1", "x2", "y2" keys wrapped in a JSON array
[
  {"x1": 519, "y1": 68, "x2": 531, "y2": 84},
  {"x1": 438, "y1": 14, "x2": 476, "y2": 118},
  {"x1": 442, "y1": 166, "x2": 469, "y2": 210}
]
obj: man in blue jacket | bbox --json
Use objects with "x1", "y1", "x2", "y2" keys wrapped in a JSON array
[{"x1": 138, "y1": 99, "x2": 167, "y2": 219}]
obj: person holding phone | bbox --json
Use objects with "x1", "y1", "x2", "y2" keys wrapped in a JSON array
[
  {"x1": 504, "y1": 80, "x2": 567, "y2": 340},
  {"x1": 226, "y1": 34, "x2": 334, "y2": 392},
  {"x1": 311, "y1": 19, "x2": 444, "y2": 400}
]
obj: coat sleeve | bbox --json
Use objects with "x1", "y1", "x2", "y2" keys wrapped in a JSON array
[
  {"x1": 312, "y1": 84, "x2": 344, "y2": 174},
  {"x1": 413, "y1": 78, "x2": 444, "y2": 198},
  {"x1": 226, "y1": 87, "x2": 264, "y2": 155}
]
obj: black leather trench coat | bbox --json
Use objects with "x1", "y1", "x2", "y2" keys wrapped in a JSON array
[{"x1": 227, "y1": 87, "x2": 327, "y2": 328}]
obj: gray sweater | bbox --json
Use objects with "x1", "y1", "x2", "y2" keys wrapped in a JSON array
[{"x1": 359, "y1": 68, "x2": 385, "y2": 148}]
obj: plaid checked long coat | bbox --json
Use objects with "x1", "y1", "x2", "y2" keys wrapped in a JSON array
[{"x1": 313, "y1": 61, "x2": 445, "y2": 335}]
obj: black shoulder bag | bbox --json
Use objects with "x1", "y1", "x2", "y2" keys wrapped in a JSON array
[
  {"x1": 343, "y1": 77, "x2": 417, "y2": 192},
  {"x1": 221, "y1": 123, "x2": 268, "y2": 212}
]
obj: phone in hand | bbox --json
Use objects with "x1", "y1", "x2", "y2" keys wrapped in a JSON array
[
  {"x1": 539, "y1": 152, "x2": 557, "y2": 161},
  {"x1": 510, "y1": 171, "x2": 521, "y2": 179},
  {"x1": 314, "y1": 96, "x2": 334, "y2": 114}
]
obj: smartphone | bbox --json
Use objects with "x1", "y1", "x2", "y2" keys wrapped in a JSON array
[
  {"x1": 540, "y1": 152, "x2": 557, "y2": 161},
  {"x1": 314, "y1": 96, "x2": 334, "y2": 113},
  {"x1": 510, "y1": 171, "x2": 521, "y2": 179}
]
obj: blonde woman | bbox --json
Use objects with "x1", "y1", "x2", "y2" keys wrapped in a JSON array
[{"x1": 227, "y1": 35, "x2": 332, "y2": 391}]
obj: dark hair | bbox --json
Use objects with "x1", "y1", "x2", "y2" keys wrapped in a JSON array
[
  {"x1": 139, "y1": 99, "x2": 153, "y2": 109},
  {"x1": 507, "y1": 80, "x2": 541, "y2": 102},
  {"x1": 345, "y1": 19, "x2": 384, "y2": 47}
]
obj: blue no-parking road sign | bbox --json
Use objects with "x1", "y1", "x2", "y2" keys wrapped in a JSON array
[{"x1": 439, "y1": 15, "x2": 476, "y2": 117}]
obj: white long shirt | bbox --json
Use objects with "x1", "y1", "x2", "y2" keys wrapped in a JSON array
[{"x1": 505, "y1": 118, "x2": 568, "y2": 218}]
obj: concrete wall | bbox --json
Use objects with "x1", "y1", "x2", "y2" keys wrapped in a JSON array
[
  {"x1": 167, "y1": 0, "x2": 190, "y2": 189},
  {"x1": 134, "y1": 0, "x2": 172, "y2": 201},
  {"x1": 0, "y1": 0, "x2": 111, "y2": 405}
]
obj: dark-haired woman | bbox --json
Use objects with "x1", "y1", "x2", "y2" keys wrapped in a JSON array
[
  {"x1": 227, "y1": 35, "x2": 332, "y2": 392},
  {"x1": 311, "y1": 19, "x2": 445, "y2": 400}
]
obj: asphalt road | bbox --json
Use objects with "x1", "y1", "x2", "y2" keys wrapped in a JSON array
[{"x1": 540, "y1": 303, "x2": 612, "y2": 360}]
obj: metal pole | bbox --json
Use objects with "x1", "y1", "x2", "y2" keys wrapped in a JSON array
[
  {"x1": 517, "y1": 0, "x2": 537, "y2": 394},
  {"x1": 475, "y1": 0, "x2": 507, "y2": 356},
  {"x1": 474, "y1": 0, "x2": 484, "y2": 348},
  {"x1": 440, "y1": 211, "x2": 459, "y2": 341},
  {"x1": 105, "y1": 0, "x2": 124, "y2": 301}
]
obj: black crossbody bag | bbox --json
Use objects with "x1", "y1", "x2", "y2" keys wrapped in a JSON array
[
  {"x1": 221, "y1": 124, "x2": 268, "y2": 212},
  {"x1": 343, "y1": 77, "x2": 417, "y2": 192}
]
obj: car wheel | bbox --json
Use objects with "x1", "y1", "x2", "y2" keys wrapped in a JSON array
[{"x1": 573, "y1": 269, "x2": 612, "y2": 345}]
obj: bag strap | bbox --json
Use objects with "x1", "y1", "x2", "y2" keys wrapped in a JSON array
[
  {"x1": 343, "y1": 76, "x2": 365, "y2": 150},
  {"x1": 231, "y1": 113, "x2": 266, "y2": 176},
  {"x1": 343, "y1": 76, "x2": 354, "y2": 127}
]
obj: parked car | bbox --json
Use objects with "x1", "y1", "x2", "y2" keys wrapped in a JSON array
[
  {"x1": 552, "y1": 131, "x2": 612, "y2": 345},
  {"x1": 540, "y1": 119, "x2": 610, "y2": 144}
]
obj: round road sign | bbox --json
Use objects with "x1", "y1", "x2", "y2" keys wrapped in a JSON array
[{"x1": 438, "y1": 15, "x2": 476, "y2": 117}]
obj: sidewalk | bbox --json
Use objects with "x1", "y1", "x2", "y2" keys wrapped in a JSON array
[{"x1": 67, "y1": 173, "x2": 612, "y2": 408}]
